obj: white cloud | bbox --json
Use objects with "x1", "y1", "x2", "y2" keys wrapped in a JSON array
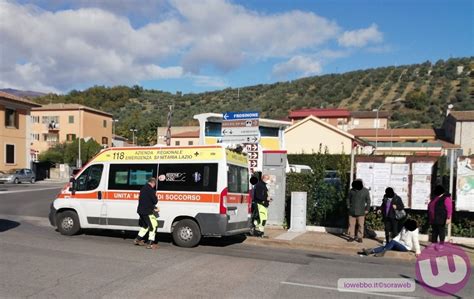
[
  {"x1": 0, "y1": 0, "x2": 385, "y2": 92},
  {"x1": 272, "y1": 56, "x2": 322, "y2": 78},
  {"x1": 338, "y1": 24, "x2": 383, "y2": 47},
  {"x1": 190, "y1": 75, "x2": 228, "y2": 88}
]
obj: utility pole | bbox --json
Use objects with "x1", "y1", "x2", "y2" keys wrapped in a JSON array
[
  {"x1": 77, "y1": 107, "x2": 82, "y2": 168},
  {"x1": 166, "y1": 105, "x2": 173, "y2": 146}
]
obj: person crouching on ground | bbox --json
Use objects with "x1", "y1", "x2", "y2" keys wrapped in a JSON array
[
  {"x1": 347, "y1": 179, "x2": 371, "y2": 243},
  {"x1": 428, "y1": 185, "x2": 453, "y2": 248},
  {"x1": 378, "y1": 187, "x2": 404, "y2": 244},
  {"x1": 362, "y1": 219, "x2": 421, "y2": 257},
  {"x1": 134, "y1": 177, "x2": 160, "y2": 249},
  {"x1": 253, "y1": 174, "x2": 272, "y2": 238}
]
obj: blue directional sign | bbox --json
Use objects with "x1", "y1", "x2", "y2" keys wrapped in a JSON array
[{"x1": 223, "y1": 111, "x2": 259, "y2": 121}]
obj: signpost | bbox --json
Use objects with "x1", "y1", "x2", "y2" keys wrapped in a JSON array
[
  {"x1": 222, "y1": 111, "x2": 260, "y2": 174},
  {"x1": 221, "y1": 111, "x2": 260, "y2": 144}
]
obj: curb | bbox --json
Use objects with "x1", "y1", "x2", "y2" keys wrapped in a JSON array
[
  {"x1": 243, "y1": 236, "x2": 417, "y2": 262},
  {"x1": 306, "y1": 225, "x2": 474, "y2": 245}
]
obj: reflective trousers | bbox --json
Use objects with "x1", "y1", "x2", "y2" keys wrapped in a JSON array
[
  {"x1": 254, "y1": 203, "x2": 268, "y2": 233},
  {"x1": 137, "y1": 214, "x2": 158, "y2": 242}
]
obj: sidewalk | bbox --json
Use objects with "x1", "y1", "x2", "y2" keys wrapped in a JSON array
[
  {"x1": 36, "y1": 178, "x2": 69, "y2": 184},
  {"x1": 243, "y1": 227, "x2": 474, "y2": 264}
]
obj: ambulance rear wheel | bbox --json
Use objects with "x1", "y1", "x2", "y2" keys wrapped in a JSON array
[
  {"x1": 172, "y1": 219, "x2": 201, "y2": 248},
  {"x1": 57, "y1": 211, "x2": 81, "y2": 236}
]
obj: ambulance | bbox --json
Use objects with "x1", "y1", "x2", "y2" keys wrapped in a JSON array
[{"x1": 49, "y1": 145, "x2": 251, "y2": 247}]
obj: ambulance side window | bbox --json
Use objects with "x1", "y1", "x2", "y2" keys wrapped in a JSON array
[
  {"x1": 227, "y1": 165, "x2": 248, "y2": 194},
  {"x1": 108, "y1": 164, "x2": 158, "y2": 190},
  {"x1": 157, "y1": 163, "x2": 218, "y2": 192},
  {"x1": 76, "y1": 164, "x2": 104, "y2": 191}
]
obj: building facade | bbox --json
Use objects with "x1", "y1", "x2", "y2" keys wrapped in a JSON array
[
  {"x1": 289, "y1": 108, "x2": 390, "y2": 131},
  {"x1": 31, "y1": 104, "x2": 112, "y2": 154},
  {"x1": 442, "y1": 111, "x2": 474, "y2": 155},
  {"x1": 285, "y1": 115, "x2": 357, "y2": 154},
  {"x1": 0, "y1": 91, "x2": 41, "y2": 171}
]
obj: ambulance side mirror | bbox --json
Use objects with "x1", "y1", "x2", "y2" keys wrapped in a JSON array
[{"x1": 69, "y1": 178, "x2": 76, "y2": 195}]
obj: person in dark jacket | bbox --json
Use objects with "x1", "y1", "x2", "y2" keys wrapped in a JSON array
[
  {"x1": 378, "y1": 187, "x2": 405, "y2": 244},
  {"x1": 347, "y1": 179, "x2": 371, "y2": 243},
  {"x1": 428, "y1": 185, "x2": 453, "y2": 246},
  {"x1": 248, "y1": 173, "x2": 260, "y2": 236},
  {"x1": 134, "y1": 177, "x2": 159, "y2": 249},
  {"x1": 253, "y1": 173, "x2": 272, "y2": 237}
]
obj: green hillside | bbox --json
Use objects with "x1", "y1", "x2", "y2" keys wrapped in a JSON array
[{"x1": 34, "y1": 57, "x2": 473, "y2": 145}]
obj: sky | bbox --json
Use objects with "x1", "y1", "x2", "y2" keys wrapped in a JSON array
[{"x1": 0, "y1": 0, "x2": 472, "y2": 94}]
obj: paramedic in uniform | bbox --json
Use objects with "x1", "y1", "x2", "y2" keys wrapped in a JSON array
[
  {"x1": 134, "y1": 177, "x2": 159, "y2": 249},
  {"x1": 253, "y1": 174, "x2": 272, "y2": 237}
]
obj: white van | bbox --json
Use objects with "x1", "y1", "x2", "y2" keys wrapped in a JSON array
[
  {"x1": 49, "y1": 145, "x2": 251, "y2": 247},
  {"x1": 287, "y1": 164, "x2": 313, "y2": 174}
]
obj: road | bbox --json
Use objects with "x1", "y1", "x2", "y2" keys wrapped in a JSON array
[{"x1": 1, "y1": 184, "x2": 472, "y2": 298}]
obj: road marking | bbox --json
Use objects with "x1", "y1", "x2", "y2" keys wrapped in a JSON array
[
  {"x1": 0, "y1": 186, "x2": 62, "y2": 194},
  {"x1": 0, "y1": 214, "x2": 50, "y2": 227},
  {"x1": 280, "y1": 281, "x2": 417, "y2": 299}
]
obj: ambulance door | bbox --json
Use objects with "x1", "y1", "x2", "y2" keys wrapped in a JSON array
[
  {"x1": 226, "y1": 164, "x2": 250, "y2": 224},
  {"x1": 73, "y1": 164, "x2": 107, "y2": 225},
  {"x1": 105, "y1": 163, "x2": 158, "y2": 227}
]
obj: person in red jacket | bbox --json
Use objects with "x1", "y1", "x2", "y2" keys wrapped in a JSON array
[{"x1": 427, "y1": 185, "x2": 453, "y2": 247}]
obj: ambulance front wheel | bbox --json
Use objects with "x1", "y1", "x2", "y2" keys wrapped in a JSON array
[
  {"x1": 172, "y1": 219, "x2": 201, "y2": 248},
  {"x1": 57, "y1": 211, "x2": 81, "y2": 236}
]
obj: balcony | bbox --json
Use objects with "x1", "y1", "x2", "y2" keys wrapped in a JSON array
[{"x1": 47, "y1": 122, "x2": 60, "y2": 131}]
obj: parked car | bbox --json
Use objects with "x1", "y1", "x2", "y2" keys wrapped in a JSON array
[
  {"x1": 324, "y1": 170, "x2": 341, "y2": 188},
  {"x1": 287, "y1": 164, "x2": 314, "y2": 174},
  {"x1": 0, "y1": 168, "x2": 36, "y2": 184}
]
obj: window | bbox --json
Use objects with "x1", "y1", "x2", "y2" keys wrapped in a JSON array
[
  {"x1": 103, "y1": 120, "x2": 107, "y2": 128},
  {"x1": 188, "y1": 141, "x2": 194, "y2": 145},
  {"x1": 102, "y1": 137, "x2": 108, "y2": 145},
  {"x1": 31, "y1": 133, "x2": 40, "y2": 141},
  {"x1": 76, "y1": 164, "x2": 104, "y2": 191},
  {"x1": 42, "y1": 116, "x2": 59, "y2": 124},
  {"x1": 5, "y1": 108, "x2": 17, "y2": 128},
  {"x1": 66, "y1": 134, "x2": 76, "y2": 141},
  {"x1": 175, "y1": 141, "x2": 180, "y2": 146},
  {"x1": 227, "y1": 164, "x2": 249, "y2": 193},
  {"x1": 5, "y1": 144, "x2": 15, "y2": 164},
  {"x1": 108, "y1": 164, "x2": 157, "y2": 190},
  {"x1": 31, "y1": 116, "x2": 40, "y2": 123},
  {"x1": 43, "y1": 133, "x2": 59, "y2": 142},
  {"x1": 69, "y1": 115, "x2": 74, "y2": 123},
  {"x1": 157, "y1": 163, "x2": 218, "y2": 192},
  {"x1": 205, "y1": 122, "x2": 222, "y2": 137},
  {"x1": 259, "y1": 126, "x2": 279, "y2": 137}
]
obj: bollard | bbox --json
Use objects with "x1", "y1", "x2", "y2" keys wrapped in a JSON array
[{"x1": 289, "y1": 192, "x2": 307, "y2": 232}]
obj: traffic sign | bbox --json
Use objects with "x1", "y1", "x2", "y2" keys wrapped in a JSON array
[
  {"x1": 222, "y1": 119, "x2": 259, "y2": 128},
  {"x1": 248, "y1": 152, "x2": 258, "y2": 159},
  {"x1": 221, "y1": 127, "x2": 259, "y2": 136},
  {"x1": 249, "y1": 160, "x2": 258, "y2": 167},
  {"x1": 223, "y1": 111, "x2": 259, "y2": 121},
  {"x1": 219, "y1": 136, "x2": 260, "y2": 144},
  {"x1": 245, "y1": 144, "x2": 258, "y2": 152}
]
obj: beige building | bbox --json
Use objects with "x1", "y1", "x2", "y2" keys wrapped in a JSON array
[
  {"x1": 442, "y1": 111, "x2": 474, "y2": 155},
  {"x1": 31, "y1": 104, "x2": 112, "y2": 155},
  {"x1": 0, "y1": 91, "x2": 41, "y2": 171},
  {"x1": 156, "y1": 126, "x2": 199, "y2": 146},
  {"x1": 284, "y1": 115, "x2": 358, "y2": 154},
  {"x1": 349, "y1": 111, "x2": 389, "y2": 130}
]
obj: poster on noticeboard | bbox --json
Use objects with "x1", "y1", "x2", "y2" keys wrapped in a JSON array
[{"x1": 456, "y1": 157, "x2": 474, "y2": 212}]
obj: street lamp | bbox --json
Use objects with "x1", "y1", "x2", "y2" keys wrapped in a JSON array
[
  {"x1": 112, "y1": 119, "x2": 119, "y2": 147},
  {"x1": 129, "y1": 128, "x2": 138, "y2": 145},
  {"x1": 77, "y1": 107, "x2": 82, "y2": 168},
  {"x1": 373, "y1": 98, "x2": 404, "y2": 154}
]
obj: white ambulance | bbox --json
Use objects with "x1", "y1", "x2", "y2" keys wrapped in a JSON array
[{"x1": 49, "y1": 145, "x2": 251, "y2": 247}]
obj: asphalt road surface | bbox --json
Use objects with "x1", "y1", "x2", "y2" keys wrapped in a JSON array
[{"x1": 1, "y1": 185, "x2": 472, "y2": 298}]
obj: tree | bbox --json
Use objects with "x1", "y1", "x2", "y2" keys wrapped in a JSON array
[{"x1": 405, "y1": 90, "x2": 428, "y2": 110}]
